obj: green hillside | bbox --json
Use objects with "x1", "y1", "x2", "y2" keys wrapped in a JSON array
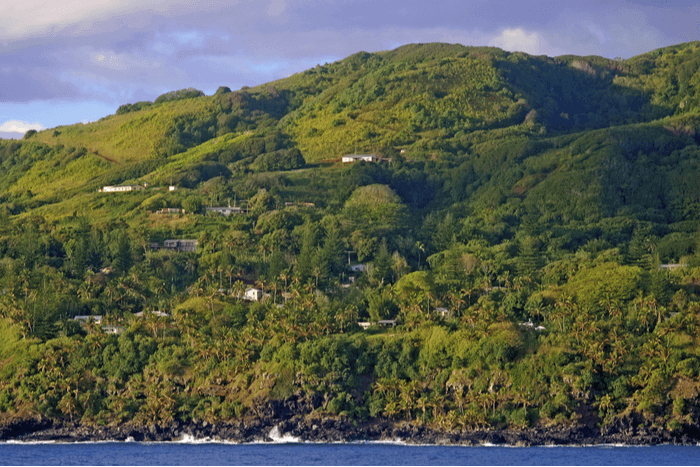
[{"x1": 2, "y1": 42, "x2": 700, "y2": 439}]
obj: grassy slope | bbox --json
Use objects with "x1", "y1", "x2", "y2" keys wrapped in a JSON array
[
  {"x1": 3, "y1": 41, "x2": 700, "y2": 229},
  {"x1": 33, "y1": 98, "x2": 218, "y2": 163}
]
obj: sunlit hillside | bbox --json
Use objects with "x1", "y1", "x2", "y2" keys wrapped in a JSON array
[{"x1": 1, "y1": 42, "x2": 700, "y2": 439}]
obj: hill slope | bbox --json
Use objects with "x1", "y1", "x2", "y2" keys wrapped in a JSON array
[{"x1": 1, "y1": 42, "x2": 700, "y2": 439}]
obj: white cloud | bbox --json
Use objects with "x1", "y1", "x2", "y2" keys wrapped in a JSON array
[
  {"x1": 489, "y1": 28, "x2": 548, "y2": 55},
  {"x1": 3, "y1": 1, "x2": 158, "y2": 35},
  {"x1": 0, "y1": 120, "x2": 45, "y2": 133},
  {"x1": 265, "y1": 0, "x2": 286, "y2": 17},
  {"x1": 0, "y1": 0, "x2": 247, "y2": 42},
  {"x1": 587, "y1": 23, "x2": 609, "y2": 45}
]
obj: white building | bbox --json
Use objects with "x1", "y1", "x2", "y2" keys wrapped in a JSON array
[
  {"x1": 435, "y1": 307, "x2": 450, "y2": 318},
  {"x1": 102, "y1": 325, "x2": 125, "y2": 335},
  {"x1": 342, "y1": 154, "x2": 378, "y2": 163},
  {"x1": 74, "y1": 315, "x2": 103, "y2": 324},
  {"x1": 245, "y1": 288, "x2": 263, "y2": 301},
  {"x1": 101, "y1": 185, "x2": 145, "y2": 192},
  {"x1": 135, "y1": 311, "x2": 170, "y2": 318},
  {"x1": 206, "y1": 206, "x2": 245, "y2": 216}
]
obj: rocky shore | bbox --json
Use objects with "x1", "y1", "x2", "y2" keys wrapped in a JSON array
[{"x1": 2, "y1": 397, "x2": 699, "y2": 446}]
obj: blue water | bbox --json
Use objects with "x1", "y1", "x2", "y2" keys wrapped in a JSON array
[{"x1": 1, "y1": 442, "x2": 699, "y2": 466}]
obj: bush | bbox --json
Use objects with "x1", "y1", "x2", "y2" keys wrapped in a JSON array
[
  {"x1": 154, "y1": 88, "x2": 205, "y2": 104},
  {"x1": 255, "y1": 148, "x2": 306, "y2": 172},
  {"x1": 116, "y1": 101, "x2": 153, "y2": 115}
]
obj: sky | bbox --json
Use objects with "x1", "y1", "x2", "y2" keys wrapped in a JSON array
[{"x1": 1, "y1": 0, "x2": 698, "y2": 138}]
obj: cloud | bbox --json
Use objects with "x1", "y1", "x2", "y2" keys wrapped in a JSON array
[
  {"x1": 0, "y1": 66, "x2": 80, "y2": 102},
  {"x1": 490, "y1": 28, "x2": 549, "y2": 56},
  {"x1": 0, "y1": 120, "x2": 45, "y2": 133},
  {"x1": 0, "y1": 100, "x2": 118, "y2": 130},
  {"x1": 587, "y1": 23, "x2": 609, "y2": 45},
  {"x1": 0, "y1": 0, "x2": 696, "y2": 129},
  {"x1": 265, "y1": 0, "x2": 286, "y2": 17},
  {"x1": 1, "y1": 0, "x2": 189, "y2": 40}
]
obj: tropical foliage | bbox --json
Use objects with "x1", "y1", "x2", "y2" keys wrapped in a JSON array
[{"x1": 1, "y1": 41, "x2": 700, "y2": 433}]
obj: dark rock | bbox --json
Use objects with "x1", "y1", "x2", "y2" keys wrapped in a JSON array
[{"x1": 3, "y1": 395, "x2": 700, "y2": 445}]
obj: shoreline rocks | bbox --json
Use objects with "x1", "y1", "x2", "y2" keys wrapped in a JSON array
[
  {"x1": 2, "y1": 396, "x2": 698, "y2": 446},
  {"x1": 2, "y1": 414, "x2": 698, "y2": 446}
]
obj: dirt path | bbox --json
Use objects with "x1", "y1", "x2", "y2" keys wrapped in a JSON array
[{"x1": 90, "y1": 148, "x2": 118, "y2": 164}]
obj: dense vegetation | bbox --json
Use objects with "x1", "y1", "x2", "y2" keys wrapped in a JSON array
[{"x1": 2, "y1": 41, "x2": 700, "y2": 435}]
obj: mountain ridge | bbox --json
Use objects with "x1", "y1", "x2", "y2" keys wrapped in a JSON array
[{"x1": 0, "y1": 42, "x2": 700, "y2": 439}]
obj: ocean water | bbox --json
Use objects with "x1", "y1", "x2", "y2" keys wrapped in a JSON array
[{"x1": 0, "y1": 441, "x2": 699, "y2": 466}]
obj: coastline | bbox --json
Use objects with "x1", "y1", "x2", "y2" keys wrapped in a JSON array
[{"x1": 2, "y1": 412, "x2": 698, "y2": 446}]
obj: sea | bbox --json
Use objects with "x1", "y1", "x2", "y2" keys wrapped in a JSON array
[{"x1": 1, "y1": 438, "x2": 699, "y2": 466}]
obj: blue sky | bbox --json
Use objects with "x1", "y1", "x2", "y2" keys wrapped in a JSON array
[{"x1": 1, "y1": 0, "x2": 698, "y2": 137}]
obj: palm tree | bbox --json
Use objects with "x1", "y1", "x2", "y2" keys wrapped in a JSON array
[
  {"x1": 374, "y1": 379, "x2": 390, "y2": 397},
  {"x1": 447, "y1": 290, "x2": 464, "y2": 315},
  {"x1": 415, "y1": 241, "x2": 425, "y2": 269},
  {"x1": 232, "y1": 280, "x2": 246, "y2": 301},
  {"x1": 77, "y1": 281, "x2": 95, "y2": 301},
  {"x1": 416, "y1": 396, "x2": 430, "y2": 423},
  {"x1": 206, "y1": 285, "x2": 218, "y2": 316},
  {"x1": 225, "y1": 268, "x2": 236, "y2": 289},
  {"x1": 255, "y1": 278, "x2": 266, "y2": 296},
  {"x1": 279, "y1": 270, "x2": 290, "y2": 292},
  {"x1": 338, "y1": 305, "x2": 358, "y2": 333},
  {"x1": 598, "y1": 394, "x2": 614, "y2": 416},
  {"x1": 383, "y1": 401, "x2": 399, "y2": 420}
]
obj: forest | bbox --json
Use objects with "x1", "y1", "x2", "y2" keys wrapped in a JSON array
[{"x1": 1, "y1": 41, "x2": 700, "y2": 437}]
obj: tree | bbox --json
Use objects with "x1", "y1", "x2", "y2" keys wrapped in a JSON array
[
  {"x1": 248, "y1": 189, "x2": 275, "y2": 216},
  {"x1": 112, "y1": 234, "x2": 133, "y2": 275},
  {"x1": 319, "y1": 219, "x2": 345, "y2": 277},
  {"x1": 344, "y1": 184, "x2": 407, "y2": 237},
  {"x1": 371, "y1": 238, "x2": 394, "y2": 284},
  {"x1": 296, "y1": 222, "x2": 318, "y2": 282},
  {"x1": 182, "y1": 196, "x2": 203, "y2": 214},
  {"x1": 154, "y1": 87, "x2": 205, "y2": 103},
  {"x1": 394, "y1": 271, "x2": 436, "y2": 315},
  {"x1": 367, "y1": 286, "x2": 398, "y2": 322}
]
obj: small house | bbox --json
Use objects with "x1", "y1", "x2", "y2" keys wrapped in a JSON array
[
  {"x1": 163, "y1": 239, "x2": 198, "y2": 252},
  {"x1": 74, "y1": 315, "x2": 103, "y2": 325},
  {"x1": 101, "y1": 185, "x2": 144, "y2": 192},
  {"x1": 245, "y1": 288, "x2": 263, "y2": 302},
  {"x1": 135, "y1": 311, "x2": 170, "y2": 318},
  {"x1": 357, "y1": 321, "x2": 371, "y2": 330},
  {"x1": 378, "y1": 319, "x2": 396, "y2": 328},
  {"x1": 342, "y1": 154, "x2": 378, "y2": 163},
  {"x1": 659, "y1": 264, "x2": 687, "y2": 271},
  {"x1": 205, "y1": 206, "x2": 245, "y2": 216},
  {"x1": 435, "y1": 307, "x2": 450, "y2": 318}
]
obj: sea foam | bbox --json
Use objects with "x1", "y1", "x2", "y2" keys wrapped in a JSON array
[{"x1": 268, "y1": 425, "x2": 302, "y2": 443}]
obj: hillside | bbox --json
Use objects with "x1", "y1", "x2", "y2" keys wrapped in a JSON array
[{"x1": 1, "y1": 42, "x2": 700, "y2": 442}]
